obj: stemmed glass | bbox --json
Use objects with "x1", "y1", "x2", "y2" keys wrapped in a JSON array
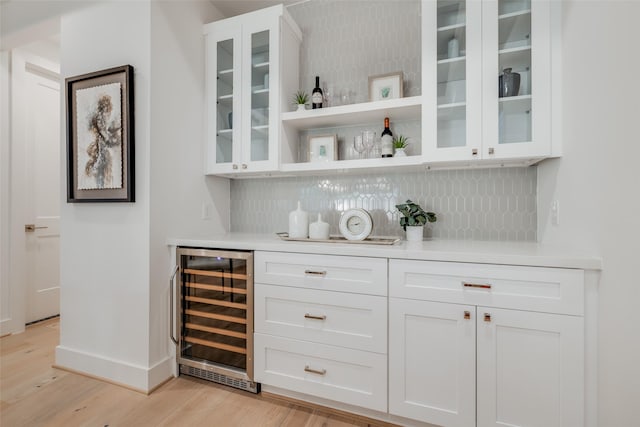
[
  {"x1": 353, "y1": 135, "x2": 366, "y2": 159},
  {"x1": 362, "y1": 130, "x2": 376, "y2": 158}
]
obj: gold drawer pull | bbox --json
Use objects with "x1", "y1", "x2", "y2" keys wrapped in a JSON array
[
  {"x1": 304, "y1": 270, "x2": 327, "y2": 277},
  {"x1": 484, "y1": 313, "x2": 492, "y2": 322},
  {"x1": 463, "y1": 282, "x2": 492, "y2": 290},
  {"x1": 304, "y1": 365, "x2": 326, "y2": 375},
  {"x1": 464, "y1": 311, "x2": 471, "y2": 320},
  {"x1": 304, "y1": 313, "x2": 327, "y2": 320}
]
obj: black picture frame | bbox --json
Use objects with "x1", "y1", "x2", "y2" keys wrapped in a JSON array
[{"x1": 66, "y1": 65, "x2": 134, "y2": 202}]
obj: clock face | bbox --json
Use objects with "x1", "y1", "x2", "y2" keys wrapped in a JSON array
[
  {"x1": 347, "y1": 216, "x2": 364, "y2": 234},
  {"x1": 339, "y1": 209, "x2": 373, "y2": 241}
]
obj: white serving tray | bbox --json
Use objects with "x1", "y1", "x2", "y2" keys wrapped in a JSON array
[{"x1": 276, "y1": 232, "x2": 400, "y2": 245}]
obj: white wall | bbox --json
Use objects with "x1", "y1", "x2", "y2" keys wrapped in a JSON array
[
  {"x1": 0, "y1": 51, "x2": 10, "y2": 332},
  {"x1": 55, "y1": 0, "x2": 228, "y2": 391},
  {"x1": 537, "y1": 1, "x2": 640, "y2": 425},
  {"x1": 148, "y1": 0, "x2": 228, "y2": 370},
  {"x1": 56, "y1": 1, "x2": 154, "y2": 389}
]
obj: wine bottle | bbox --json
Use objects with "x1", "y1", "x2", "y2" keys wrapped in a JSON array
[
  {"x1": 312, "y1": 76, "x2": 323, "y2": 109},
  {"x1": 381, "y1": 117, "x2": 393, "y2": 158}
]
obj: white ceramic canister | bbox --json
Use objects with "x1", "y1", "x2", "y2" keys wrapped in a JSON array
[
  {"x1": 288, "y1": 201, "x2": 309, "y2": 238},
  {"x1": 309, "y1": 213, "x2": 330, "y2": 240}
]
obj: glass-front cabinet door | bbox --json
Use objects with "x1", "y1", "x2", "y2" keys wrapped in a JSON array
[
  {"x1": 482, "y1": 0, "x2": 551, "y2": 159},
  {"x1": 206, "y1": 21, "x2": 241, "y2": 173},
  {"x1": 423, "y1": 0, "x2": 482, "y2": 162},
  {"x1": 241, "y1": 22, "x2": 278, "y2": 172},
  {"x1": 205, "y1": 7, "x2": 287, "y2": 175},
  {"x1": 424, "y1": 0, "x2": 552, "y2": 163}
]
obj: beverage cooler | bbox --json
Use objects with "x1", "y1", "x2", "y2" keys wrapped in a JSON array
[{"x1": 170, "y1": 247, "x2": 258, "y2": 393}]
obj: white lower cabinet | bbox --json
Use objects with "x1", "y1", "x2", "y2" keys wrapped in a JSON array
[
  {"x1": 389, "y1": 259, "x2": 585, "y2": 427},
  {"x1": 476, "y1": 307, "x2": 584, "y2": 427},
  {"x1": 254, "y1": 334, "x2": 387, "y2": 411},
  {"x1": 389, "y1": 299, "x2": 476, "y2": 427},
  {"x1": 253, "y1": 253, "x2": 587, "y2": 427},
  {"x1": 253, "y1": 251, "x2": 388, "y2": 412}
]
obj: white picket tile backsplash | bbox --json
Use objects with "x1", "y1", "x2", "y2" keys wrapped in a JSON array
[{"x1": 230, "y1": 168, "x2": 537, "y2": 241}]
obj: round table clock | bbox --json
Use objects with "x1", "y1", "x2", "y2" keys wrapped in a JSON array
[{"x1": 339, "y1": 208, "x2": 373, "y2": 241}]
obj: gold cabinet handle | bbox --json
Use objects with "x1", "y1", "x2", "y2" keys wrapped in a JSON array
[
  {"x1": 304, "y1": 270, "x2": 327, "y2": 277},
  {"x1": 472, "y1": 148, "x2": 478, "y2": 156},
  {"x1": 484, "y1": 313, "x2": 492, "y2": 322},
  {"x1": 25, "y1": 224, "x2": 48, "y2": 232},
  {"x1": 304, "y1": 365, "x2": 326, "y2": 375},
  {"x1": 304, "y1": 313, "x2": 326, "y2": 320},
  {"x1": 464, "y1": 311, "x2": 471, "y2": 320},
  {"x1": 463, "y1": 282, "x2": 492, "y2": 290}
]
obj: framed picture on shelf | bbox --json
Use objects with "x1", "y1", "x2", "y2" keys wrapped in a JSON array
[
  {"x1": 66, "y1": 65, "x2": 135, "y2": 202},
  {"x1": 308, "y1": 135, "x2": 337, "y2": 163},
  {"x1": 368, "y1": 71, "x2": 403, "y2": 102}
]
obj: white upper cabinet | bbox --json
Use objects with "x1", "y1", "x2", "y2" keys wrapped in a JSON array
[
  {"x1": 204, "y1": 6, "x2": 301, "y2": 175},
  {"x1": 423, "y1": 0, "x2": 554, "y2": 165}
]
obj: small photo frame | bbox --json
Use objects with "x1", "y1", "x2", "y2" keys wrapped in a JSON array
[
  {"x1": 66, "y1": 65, "x2": 134, "y2": 202},
  {"x1": 308, "y1": 135, "x2": 337, "y2": 163},
  {"x1": 368, "y1": 71, "x2": 403, "y2": 102}
]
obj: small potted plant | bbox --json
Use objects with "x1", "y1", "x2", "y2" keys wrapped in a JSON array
[
  {"x1": 393, "y1": 135, "x2": 409, "y2": 157},
  {"x1": 293, "y1": 90, "x2": 309, "y2": 111},
  {"x1": 395, "y1": 199, "x2": 437, "y2": 242}
]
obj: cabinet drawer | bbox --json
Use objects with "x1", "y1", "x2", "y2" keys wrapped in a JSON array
[
  {"x1": 254, "y1": 251, "x2": 387, "y2": 296},
  {"x1": 389, "y1": 259, "x2": 584, "y2": 315},
  {"x1": 255, "y1": 284, "x2": 386, "y2": 353},
  {"x1": 254, "y1": 333, "x2": 387, "y2": 412}
]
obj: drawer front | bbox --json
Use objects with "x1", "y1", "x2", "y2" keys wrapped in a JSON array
[
  {"x1": 254, "y1": 251, "x2": 387, "y2": 296},
  {"x1": 255, "y1": 284, "x2": 387, "y2": 353},
  {"x1": 389, "y1": 259, "x2": 584, "y2": 315},
  {"x1": 254, "y1": 333, "x2": 387, "y2": 412}
]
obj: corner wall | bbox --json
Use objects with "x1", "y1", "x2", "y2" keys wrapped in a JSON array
[
  {"x1": 148, "y1": 0, "x2": 228, "y2": 372},
  {"x1": 537, "y1": 1, "x2": 640, "y2": 425}
]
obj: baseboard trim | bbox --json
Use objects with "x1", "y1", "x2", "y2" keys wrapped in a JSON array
[
  {"x1": 55, "y1": 345, "x2": 174, "y2": 393},
  {"x1": 261, "y1": 388, "x2": 400, "y2": 427},
  {"x1": 260, "y1": 385, "x2": 436, "y2": 427}
]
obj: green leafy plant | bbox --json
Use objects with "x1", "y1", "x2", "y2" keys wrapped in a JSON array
[
  {"x1": 395, "y1": 199, "x2": 437, "y2": 231},
  {"x1": 293, "y1": 90, "x2": 309, "y2": 105},
  {"x1": 393, "y1": 135, "x2": 409, "y2": 149}
]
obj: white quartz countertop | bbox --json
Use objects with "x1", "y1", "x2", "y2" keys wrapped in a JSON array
[{"x1": 167, "y1": 233, "x2": 602, "y2": 270}]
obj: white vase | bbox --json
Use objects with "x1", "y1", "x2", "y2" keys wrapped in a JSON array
[
  {"x1": 288, "y1": 201, "x2": 308, "y2": 238},
  {"x1": 309, "y1": 213, "x2": 330, "y2": 240},
  {"x1": 394, "y1": 147, "x2": 406, "y2": 157},
  {"x1": 296, "y1": 104, "x2": 306, "y2": 112},
  {"x1": 405, "y1": 225, "x2": 424, "y2": 242}
]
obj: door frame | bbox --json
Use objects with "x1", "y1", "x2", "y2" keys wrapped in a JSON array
[{"x1": 0, "y1": 48, "x2": 60, "y2": 335}]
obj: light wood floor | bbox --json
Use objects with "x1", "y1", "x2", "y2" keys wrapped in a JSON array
[{"x1": 0, "y1": 318, "x2": 386, "y2": 427}]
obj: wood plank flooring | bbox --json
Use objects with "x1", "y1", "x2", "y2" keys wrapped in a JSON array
[{"x1": 0, "y1": 318, "x2": 386, "y2": 426}]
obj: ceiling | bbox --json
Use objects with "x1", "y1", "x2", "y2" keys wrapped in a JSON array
[{"x1": 209, "y1": 0, "x2": 303, "y2": 18}]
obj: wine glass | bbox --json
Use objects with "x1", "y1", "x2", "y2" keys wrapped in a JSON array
[
  {"x1": 353, "y1": 135, "x2": 366, "y2": 160},
  {"x1": 362, "y1": 130, "x2": 376, "y2": 159}
]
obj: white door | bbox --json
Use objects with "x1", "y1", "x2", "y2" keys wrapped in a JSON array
[
  {"x1": 389, "y1": 298, "x2": 476, "y2": 427},
  {"x1": 24, "y1": 63, "x2": 61, "y2": 323},
  {"x1": 476, "y1": 307, "x2": 584, "y2": 427}
]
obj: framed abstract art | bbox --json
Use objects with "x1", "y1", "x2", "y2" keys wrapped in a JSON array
[{"x1": 66, "y1": 65, "x2": 134, "y2": 202}]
